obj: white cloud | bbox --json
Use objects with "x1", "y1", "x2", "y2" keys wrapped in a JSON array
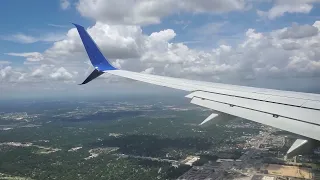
[
  {"x1": 137, "y1": 21, "x2": 320, "y2": 79},
  {"x1": 44, "y1": 22, "x2": 144, "y2": 62},
  {"x1": 258, "y1": 0, "x2": 320, "y2": 19},
  {"x1": 0, "y1": 61, "x2": 11, "y2": 65},
  {"x1": 278, "y1": 23, "x2": 319, "y2": 39},
  {"x1": 31, "y1": 68, "x2": 44, "y2": 78},
  {"x1": 3, "y1": 0, "x2": 320, "y2": 95},
  {"x1": 6, "y1": 52, "x2": 44, "y2": 62},
  {"x1": 60, "y1": 0, "x2": 70, "y2": 10},
  {"x1": 3, "y1": 33, "x2": 37, "y2": 43},
  {"x1": 28, "y1": 64, "x2": 74, "y2": 82},
  {"x1": 48, "y1": 23, "x2": 69, "y2": 28},
  {"x1": 30, "y1": 65, "x2": 50, "y2": 78},
  {"x1": 2, "y1": 33, "x2": 66, "y2": 44},
  {"x1": 149, "y1": 29, "x2": 176, "y2": 42},
  {"x1": 0, "y1": 66, "x2": 25, "y2": 83},
  {"x1": 141, "y1": 67, "x2": 155, "y2": 74},
  {"x1": 4, "y1": 20, "x2": 320, "y2": 91},
  {"x1": 77, "y1": 0, "x2": 248, "y2": 25},
  {"x1": 0, "y1": 66, "x2": 13, "y2": 80},
  {"x1": 268, "y1": 3, "x2": 312, "y2": 19},
  {"x1": 281, "y1": 42, "x2": 301, "y2": 50},
  {"x1": 111, "y1": 59, "x2": 125, "y2": 69},
  {"x1": 50, "y1": 67, "x2": 73, "y2": 81},
  {"x1": 0, "y1": 64, "x2": 75, "y2": 85}
]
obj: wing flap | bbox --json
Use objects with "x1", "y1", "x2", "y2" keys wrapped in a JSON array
[
  {"x1": 190, "y1": 97, "x2": 320, "y2": 141},
  {"x1": 264, "y1": 96, "x2": 307, "y2": 106},
  {"x1": 187, "y1": 91, "x2": 320, "y2": 126}
]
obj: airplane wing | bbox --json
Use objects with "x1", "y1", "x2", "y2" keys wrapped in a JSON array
[{"x1": 73, "y1": 24, "x2": 320, "y2": 156}]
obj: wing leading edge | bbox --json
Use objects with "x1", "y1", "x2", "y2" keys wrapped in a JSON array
[{"x1": 73, "y1": 23, "x2": 320, "y2": 142}]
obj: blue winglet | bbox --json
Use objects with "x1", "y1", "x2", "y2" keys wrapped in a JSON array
[{"x1": 73, "y1": 23, "x2": 117, "y2": 71}]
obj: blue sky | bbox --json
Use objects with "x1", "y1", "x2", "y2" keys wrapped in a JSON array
[
  {"x1": 1, "y1": 0, "x2": 319, "y2": 56},
  {"x1": 1, "y1": 0, "x2": 320, "y2": 99},
  {"x1": 0, "y1": 0, "x2": 88, "y2": 65}
]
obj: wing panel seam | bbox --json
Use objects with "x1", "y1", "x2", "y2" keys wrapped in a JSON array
[
  {"x1": 193, "y1": 90, "x2": 320, "y2": 111},
  {"x1": 192, "y1": 96, "x2": 320, "y2": 127}
]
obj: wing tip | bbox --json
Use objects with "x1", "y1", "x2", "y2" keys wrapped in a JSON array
[
  {"x1": 72, "y1": 23, "x2": 83, "y2": 29},
  {"x1": 72, "y1": 22, "x2": 118, "y2": 72}
]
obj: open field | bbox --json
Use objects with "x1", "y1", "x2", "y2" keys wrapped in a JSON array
[{"x1": 266, "y1": 164, "x2": 312, "y2": 179}]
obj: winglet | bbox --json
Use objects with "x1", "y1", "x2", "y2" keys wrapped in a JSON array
[
  {"x1": 73, "y1": 23, "x2": 117, "y2": 71},
  {"x1": 73, "y1": 23, "x2": 117, "y2": 85},
  {"x1": 78, "y1": 69, "x2": 105, "y2": 85}
]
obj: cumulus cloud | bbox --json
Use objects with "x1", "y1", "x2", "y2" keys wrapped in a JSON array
[
  {"x1": 50, "y1": 67, "x2": 73, "y2": 81},
  {"x1": 28, "y1": 65, "x2": 75, "y2": 82},
  {"x1": 77, "y1": 0, "x2": 248, "y2": 25},
  {"x1": 44, "y1": 22, "x2": 144, "y2": 62},
  {"x1": 29, "y1": 64, "x2": 52, "y2": 78},
  {"x1": 0, "y1": 66, "x2": 13, "y2": 81},
  {"x1": 31, "y1": 68, "x2": 45, "y2": 78},
  {"x1": 3, "y1": 0, "x2": 320, "y2": 95},
  {"x1": 281, "y1": 42, "x2": 301, "y2": 50},
  {"x1": 278, "y1": 23, "x2": 319, "y2": 39},
  {"x1": 5, "y1": 20, "x2": 320, "y2": 89},
  {"x1": 0, "y1": 66, "x2": 25, "y2": 83},
  {"x1": 137, "y1": 21, "x2": 320, "y2": 79},
  {"x1": 268, "y1": 3, "x2": 312, "y2": 19},
  {"x1": 149, "y1": 29, "x2": 176, "y2": 42},
  {"x1": 0, "y1": 64, "x2": 75, "y2": 85},
  {"x1": 141, "y1": 67, "x2": 155, "y2": 74},
  {"x1": 258, "y1": 0, "x2": 320, "y2": 19}
]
